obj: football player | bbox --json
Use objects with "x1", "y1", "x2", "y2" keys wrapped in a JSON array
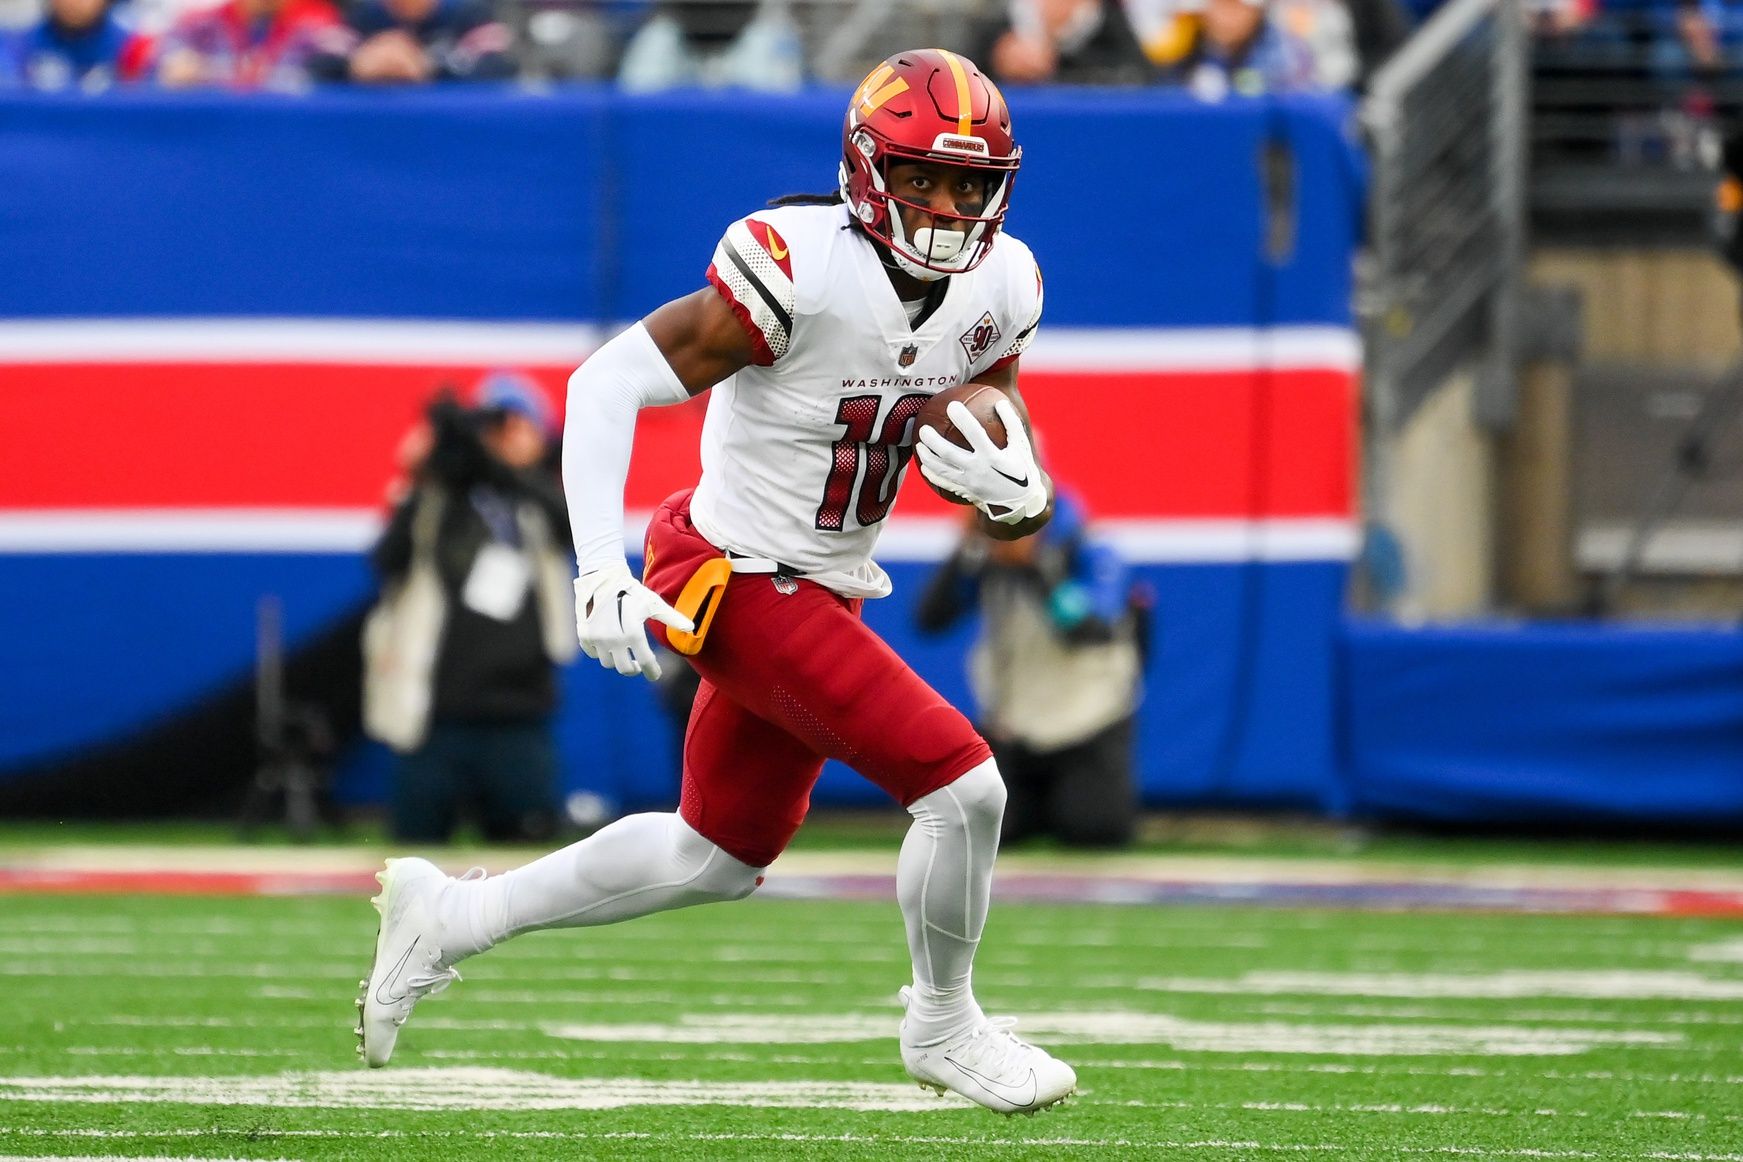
[{"x1": 359, "y1": 47, "x2": 1076, "y2": 1116}]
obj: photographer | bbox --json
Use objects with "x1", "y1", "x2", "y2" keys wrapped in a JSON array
[
  {"x1": 916, "y1": 489, "x2": 1147, "y2": 849},
  {"x1": 363, "y1": 372, "x2": 577, "y2": 844}
]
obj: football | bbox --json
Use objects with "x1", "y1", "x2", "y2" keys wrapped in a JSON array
[{"x1": 915, "y1": 384, "x2": 1008, "y2": 504}]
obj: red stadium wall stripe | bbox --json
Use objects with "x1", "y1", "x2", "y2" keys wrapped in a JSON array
[
  {"x1": 0, "y1": 365, "x2": 1350, "y2": 518},
  {"x1": 0, "y1": 321, "x2": 1357, "y2": 556}
]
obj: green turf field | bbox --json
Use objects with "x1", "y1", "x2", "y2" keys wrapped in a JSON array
[{"x1": 1, "y1": 888, "x2": 1741, "y2": 1160}]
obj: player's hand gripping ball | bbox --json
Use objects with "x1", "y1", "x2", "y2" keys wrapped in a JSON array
[
  {"x1": 914, "y1": 384, "x2": 1007, "y2": 505},
  {"x1": 915, "y1": 385, "x2": 1048, "y2": 523}
]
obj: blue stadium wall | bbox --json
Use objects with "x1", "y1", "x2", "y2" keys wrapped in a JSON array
[{"x1": 3, "y1": 86, "x2": 1363, "y2": 819}]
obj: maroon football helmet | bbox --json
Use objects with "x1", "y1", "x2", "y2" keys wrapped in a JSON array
[{"x1": 838, "y1": 49, "x2": 1021, "y2": 280}]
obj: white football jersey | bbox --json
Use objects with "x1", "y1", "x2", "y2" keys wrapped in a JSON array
[{"x1": 690, "y1": 202, "x2": 1043, "y2": 599}]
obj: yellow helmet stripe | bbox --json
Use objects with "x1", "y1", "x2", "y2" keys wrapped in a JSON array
[{"x1": 938, "y1": 50, "x2": 973, "y2": 136}]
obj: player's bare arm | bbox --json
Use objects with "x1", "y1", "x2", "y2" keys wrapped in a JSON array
[
  {"x1": 973, "y1": 361, "x2": 1054, "y2": 542},
  {"x1": 643, "y1": 287, "x2": 758, "y2": 397},
  {"x1": 561, "y1": 286, "x2": 761, "y2": 682}
]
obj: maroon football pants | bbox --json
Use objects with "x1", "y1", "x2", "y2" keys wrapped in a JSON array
[{"x1": 642, "y1": 490, "x2": 991, "y2": 868}]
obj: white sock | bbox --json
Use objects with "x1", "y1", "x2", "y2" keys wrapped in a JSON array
[
  {"x1": 897, "y1": 758, "x2": 1007, "y2": 1045},
  {"x1": 438, "y1": 812, "x2": 764, "y2": 962}
]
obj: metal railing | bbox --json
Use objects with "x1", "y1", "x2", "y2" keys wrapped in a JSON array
[{"x1": 1362, "y1": 0, "x2": 1528, "y2": 439}]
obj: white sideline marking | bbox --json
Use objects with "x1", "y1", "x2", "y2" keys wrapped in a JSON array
[
  {"x1": 72, "y1": 1008, "x2": 1697, "y2": 1052},
  {"x1": 1064, "y1": 1057, "x2": 1743, "y2": 1085},
  {"x1": 251, "y1": 984, "x2": 859, "y2": 1008},
  {"x1": 0, "y1": 1068, "x2": 959, "y2": 1112},
  {"x1": 1120, "y1": 1099, "x2": 1732, "y2": 1122},
  {"x1": 0, "y1": 962, "x2": 339, "y2": 980},
  {"x1": 5, "y1": 1130, "x2": 1742, "y2": 1159},
  {"x1": 1137, "y1": 970, "x2": 1743, "y2": 1002},
  {"x1": 42, "y1": 1045, "x2": 882, "y2": 1068},
  {"x1": 1252, "y1": 1000, "x2": 1743, "y2": 1027},
  {"x1": 30, "y1": 1046, "x2": 1742, "y2": 1085},
  {"x1": 62, "y1": 1047, "x2": 305, "y2": 1060},
  {"x1": 543, "y1": 1011, "x2": 1681, "y2": 1056},
  {"x1": 0, "y1": 1156, "x2": 281, "y2": 1162},
  {"x1": 1687, "y1": 937, "x2": 1743, "y2": 963}
]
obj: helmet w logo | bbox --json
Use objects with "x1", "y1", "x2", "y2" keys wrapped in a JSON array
[{"x1": 854, "y1": 64, "x2": 910, "y2": 120}]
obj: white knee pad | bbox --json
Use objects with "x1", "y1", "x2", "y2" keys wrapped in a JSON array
[
  {"x1": 672, "y1": 817, "x2": 766, "y2": 904},
  {"x1": 939, "y1": 758, "x2": 1007, "y2": 829}
]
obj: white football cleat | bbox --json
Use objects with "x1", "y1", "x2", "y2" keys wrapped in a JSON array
[
  {"x1": 898, "y1": 987, "x2": 1078, "y2": 1115},
  {"x1": 356, "y1": 857, "x2": 471, "y2": 1068}
]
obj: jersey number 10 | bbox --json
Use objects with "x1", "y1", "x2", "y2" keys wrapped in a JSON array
[{"x1": 814, "y1": 393, "x2": 930, "y2": 531}]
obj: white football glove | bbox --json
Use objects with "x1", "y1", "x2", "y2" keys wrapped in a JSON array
[
  {"x1": 573, "y1": 562, "x2": 692, "y2": 682},
  {"x1": 915, "y1": 398, "x2": 1049, "y2": 524}
]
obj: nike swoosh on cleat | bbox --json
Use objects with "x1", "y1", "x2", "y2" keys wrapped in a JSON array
[
  {"x1": 943, "y1": 1057, "x2": 1038, "y2": 1109},
  {"x1": 373, "y1": 937, "x2": 419, "y2": 1006},
  {"x1": 993, "y1": 468, "x2": 1029, "y2": 488}
]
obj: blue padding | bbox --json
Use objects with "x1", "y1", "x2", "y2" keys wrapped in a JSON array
[
  {"x1": 316, "y1": 559, "x2": 1350, "y2": 812},
  {"x1": 1215, "y1": 561, "x2": 1350, "y2": 812},
  {"x1": 1342, "y1": 620, "x2": 1743, "y2": 826},
  {"x1": 0, "y1": 553, "x2": 372, "y2": 767},
  {"x1": 602, "y1": 90, "x2": 842, "y2": 321},
  {"x1": 1267, "y1": 95, "x2": 1365, "y2": 327},
  {"x1": 2, "y1": 552, "x2": 1347, "y2": 810},
  {"x1": 972, "y1": 88, "x2": 1268, "y2": 329},
  {"x1": 0, "y1": 87, "x2": 1358, "y2": 327},
  {"x1": 0, "y1": 88, "x2": 608, "y2": 321}
]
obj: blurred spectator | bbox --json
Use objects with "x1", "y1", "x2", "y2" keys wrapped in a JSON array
[
  {"x1": 315, "y1": 0, "x2": 515, "y2": 84},
  {"x1": 616, "y1": 0, "x2": 801, "y2": 92},
  {"x1": 1272, "y1": 0, "x2": 1365, "y2": 88},
  {"x1": 1534, "y1": 0, "x2": 1740, "y2": 76},
  {"x1": 151, "y1": 0, "x2": 350, "y2": 89},
  {"x1": 1643, "y1": 0, "x2": 1743, "y2": 75},
  {"x1": 977, "y1": 0, "x2": 1155, "y2": 85},
  {"x1": 1124, "y1": 0, "x2": 1201, "y2": 67},
  {"x1": 916, "y1": 493, "x2": 1147, "y2": 849},
  {"x1": 1199, "y1": 0, "x2": 1403, "y2": 87},
  {"x1": 0, "y1": 0, "x2": 151, "y2": 89},
  {"x1": 363, "y1": 372, "x2": 577, "y2": 844},
  {"x1": 1337, "y1": 0, "x2": 1409, "y2": 83},
  {"x1": 1164, "y1": 0, "x2": 1328, "y2": 99},
  {"x1": 517, "y1": 2, "x2": 614, "y2": 81}
]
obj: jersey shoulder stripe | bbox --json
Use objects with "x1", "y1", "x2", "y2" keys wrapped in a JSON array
[
  {"x1": 986, "y1": 246, "x2": 1043, "y2": 374},
  {"x1": 706, "y1": 217, "x2": 797, "y2": 366}
]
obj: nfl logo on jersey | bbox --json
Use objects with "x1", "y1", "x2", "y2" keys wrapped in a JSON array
[{"x1": 899, "y1": 344, "x2": 918, "y2": 367}]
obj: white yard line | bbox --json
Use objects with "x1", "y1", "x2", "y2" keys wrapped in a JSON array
[
  {"x1": 20, "y1": 1043, "x2": 1740, "y2": 1086},
  {"x1": 4, "y1": 1066, "x2": 1725, "y2": 1120},
  {"x1": 8, "y1": 844, "x2": 1743, "y2": 893},
  {"x1": 59, "y1": 1008, "x2": 1692, "y2": 1056},
  {"x1": 3, "y1": 1129, "x2": 1740, "y2": 1160},
  {"x1": 0, "y1": 1156, "x2": 287, "y2": 1162},
  {"x1": 1251, "y1": 1001, "x2": 1743, "y2": 1026},
  {"x1": 1135, "y1": 970, "x2": 1743, "y2": 1002},
  {"x1": 0, "y1": 1156, "x2": 283, "y2": 1162},
  {"x1": 540, "y1": 1011, "x2": 1683, "y2": 1055},
  {"x1": 1064, "y1": 1058, "x2": 1743, "y2": 1085}
]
